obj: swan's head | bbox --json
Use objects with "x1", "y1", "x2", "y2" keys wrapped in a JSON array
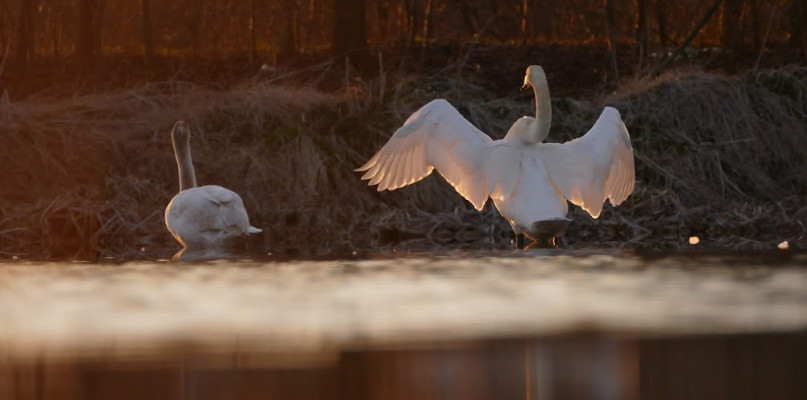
[
  {"x1": 522, "y1": 65, "x2": 547, "y2": 90},
  {"x1": 171, "y1": 120, "x2": 191, "y2": 142}
]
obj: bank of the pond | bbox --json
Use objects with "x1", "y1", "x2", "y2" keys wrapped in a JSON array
[{"x1": 0, "y1": 66, "x2": 805, "y2": 259}]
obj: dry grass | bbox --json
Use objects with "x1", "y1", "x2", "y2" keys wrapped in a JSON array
[{"x1": 1, "y1": 66, "x2": 805, "y2": 259}]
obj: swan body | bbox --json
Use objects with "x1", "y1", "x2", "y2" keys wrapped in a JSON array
[
  {"x1": 356, "y1": 66, "x2": 634, "y2": 247},
  {"x1": 165, "y1": 121, "x2": 261, "y2": 249}
]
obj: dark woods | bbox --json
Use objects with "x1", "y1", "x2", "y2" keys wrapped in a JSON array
[{"x1": 1, "y1": 0, "x2": 805, "y2": 96}]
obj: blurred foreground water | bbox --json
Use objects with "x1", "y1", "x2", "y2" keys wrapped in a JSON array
[{"x1": 1, "y1": 249, "x2": 806, "y2": 399}]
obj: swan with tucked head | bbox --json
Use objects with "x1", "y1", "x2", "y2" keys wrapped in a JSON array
[
  {"x1": 356, "y1": 65, "x2": 635, "y2": 248},
  {"x1": 164, "y1": 121, "x2": 261, "y2": 250}
]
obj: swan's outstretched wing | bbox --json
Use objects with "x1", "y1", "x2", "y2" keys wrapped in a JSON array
[
  {"x1": 356, "y1": 99, "x2": 494, "y2": 210},
  {"x1": 538, "y1": 107, "x2": 635, "y2": 218}
]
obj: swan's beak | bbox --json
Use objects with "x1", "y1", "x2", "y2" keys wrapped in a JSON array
[{"x1": 521, "y1": 76, "x2": 530, "y2": 90}]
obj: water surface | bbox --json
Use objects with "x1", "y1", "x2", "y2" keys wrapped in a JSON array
[{"x1": 1, "y1": 249, "x2": 805, "y2": 399}]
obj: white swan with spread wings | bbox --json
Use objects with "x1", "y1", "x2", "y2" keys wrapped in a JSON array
[{"x1": 356, "y1": 65, "x2": 635, "y2": 248}]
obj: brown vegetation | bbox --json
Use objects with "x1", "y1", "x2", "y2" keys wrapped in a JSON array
[
  {"x1": 2, "y1": 0, "x2": 806, "y2": 99},
  {"x1": 1, "y1": 63, "x2": 805, "y2": 259}
]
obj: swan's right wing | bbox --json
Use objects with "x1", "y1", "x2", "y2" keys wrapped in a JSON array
[
  {"x1": 356, "y1": 99, "x2": 494, "y2": 210},
  {"x1": 200, "y1": 185, "x2": 257, "y2": 235},
  {"x1": 201, "y1": 186, "x2": 235, "y2": 205},
  {"x1": 538, "y1": 107, "x2": 635, "y2": 218}
]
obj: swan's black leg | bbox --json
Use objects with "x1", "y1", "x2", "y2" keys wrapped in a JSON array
[{"x1": 515, "y1": 233, "x2": 525, "y2": 249}]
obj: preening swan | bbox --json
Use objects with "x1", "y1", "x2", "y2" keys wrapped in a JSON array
[
  {"x1": 165, "y1": 121, "x2": 261, "y2": 250},
  {"x1": 356, "y1": 65, "x2": 635, "y2": 248}
]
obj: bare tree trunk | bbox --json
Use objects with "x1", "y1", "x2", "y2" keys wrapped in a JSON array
[
  {"x1": 604, "y1": 0, "x2": 619, "y2": 82},
  {"x1": 656, "y1": 0, "x2": 668, "y2": 47},
  {"x1": 248, "y1": 0, "x2": 257, "y2": 62},
  {"x1": 635, "y1": 0, "x2": 648, "y2": 68},
  {"x1": 455, "y1": 0, "x2": 480, "y2": 34},
  {"x1": 279, "y1": 0, "x2": 297, "y2": 62},
  {"x1": 50, "y1": 4, "x2": 63, "y2": 57},
  {"x1": 753, "y1": 0, "x2": 778, "y2": 70},
  {"x1": 226, "y1": 0, "x2": 234, "y2": 54},
  {"x1": 406, "y1": 0, "x2": 419, "y2": 44},
  {"x1": 332, "y1": 0, "x2": 367, "y2": 63},
  {"x1": 1, "y1": 0, "x2": 13, "y2": 84},
  {"x1": 520, "y1": 0, "x2": 529, "y2": 37},
  {"x1": 750, "y1": 0, "x2": 760, "y2": 49},
  {"x1": 788, "y1": 0, "x2": 806, "y2": 59},
  {"x1": 78, "y1": 0, "x2": 104, "y2": 77},
  {"x1": 652, "y1": 0, "x2": 723, "y2": 76},
  {"x1": 140, "y1": 0, "x2": 154, "y2": 70},
  {"x1": 16, "y1": 0, "x2": 35, "y2": 68},
  {"x1": 420, "y1": 0, "x2": 433, "y2": 60},
  {"x1": 376, "y1": 0, "x2": 390, "y2": 39},
  {"x1": 721, "y1": 0, "x2": 745, "y2": 51},
  {"x1": 190, "y1": 0, "x2": 203, "y2": 56}
]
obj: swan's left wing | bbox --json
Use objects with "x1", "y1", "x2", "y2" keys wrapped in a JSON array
[
  {"x1": 202, "y1": 186, "x2": 235, "y2": 205},
  {"x1": 200, "y1": 185, "x2": 256, "y2": 234},
  {"x1": 537, "y1": 107, "x2": 635, "y2": 218},
  {"x1": 356, "y1": 99, "x2": 494, "y2": 210}
]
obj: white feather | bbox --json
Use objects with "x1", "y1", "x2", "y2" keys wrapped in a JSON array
[
  {"x1": 356, "y1": 99, "x2": 493, "y2": 210},
  {"x1": 537, "y1": 107, "x2": 635, "y2": 218}
]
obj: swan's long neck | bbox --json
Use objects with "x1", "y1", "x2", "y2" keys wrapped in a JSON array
[
  {"x1": 529, "y1": 80, "x2": 552, "y2": 143},
  {"x1": 172, "y1": 135, "x2": 197, "y2": 192}
]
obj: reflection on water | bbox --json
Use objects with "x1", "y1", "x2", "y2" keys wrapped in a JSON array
[
  {"x1": 2, "y1": 332, "x2": 806, "y2": 400},
  {"x1": 0, "y1": 250, "x2": 805, "y2": 399}
]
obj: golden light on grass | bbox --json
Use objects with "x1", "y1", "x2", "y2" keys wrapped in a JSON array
[{"x1": 689, "y1": 236, "x2": 700, "y2": 245}]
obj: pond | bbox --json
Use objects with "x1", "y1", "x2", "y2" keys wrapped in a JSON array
[{"x1": 1, "y1": 249, "x2": 806, "y2": 399}]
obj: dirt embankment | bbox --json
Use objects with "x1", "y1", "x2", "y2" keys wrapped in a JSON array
[{"x1": 1, "y1": 63, "x2": 805, "y2": 259}]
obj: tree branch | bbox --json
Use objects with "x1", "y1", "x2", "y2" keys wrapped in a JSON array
[{"x1": 651, "y1": 0, "x2": 724, "y2": 77}]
